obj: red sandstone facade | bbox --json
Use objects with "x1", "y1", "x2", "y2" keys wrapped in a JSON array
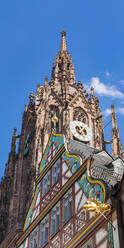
[{"x1": 0, "y1": 31, "x2": 124, "y2": 248}]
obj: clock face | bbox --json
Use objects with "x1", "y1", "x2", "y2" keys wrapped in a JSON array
[{"x1": 70, "y1": 121, "x2": 93, "y2": 142}]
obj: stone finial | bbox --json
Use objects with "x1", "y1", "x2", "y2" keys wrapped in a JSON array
[
  {"x1": 49, "y1": 79, "x2": 54, "y2": 87},
  {"x1": 13, "y1": 128, "x2": 17, "y2": 136},
  {"x1": 45, "y1": 77, "x2": 48, "y2": 86},
  {"x1": 111, "y1": 104, "x2": 123, "y2": 156},
  {"x1": 61, "y1": 30, "x2": 67, "y2": 51},
  {"x1": 53, "y1": 60, "x2": 55, "y2": 67},
  {"x1": 25, "y1": 104, "x2": 28, "y2": 112},
  {"x1": 95, "y1": 97, "x2": 99, "y2": 108},
  {"x1": 91, "y1": 87, "x2": 94, "y2": 96},
  {"x1": 77, "y1": 80, "x2": 83, "y2": 89},
  {"x1": 10, "y1": 127, "x2": 17, "y2": 154},
  {"x1": 111, "y1": 104, "x2": 117, "y2": 129},
  {"x1": 29, "y1": 92, "x2": 34, "y2": 104},
  {"x1": 44, "y1": 77, "x2": 48, "y2": 85},
  {"x1": 37, "y1": 84, "x2": 40, "y2": 88}
]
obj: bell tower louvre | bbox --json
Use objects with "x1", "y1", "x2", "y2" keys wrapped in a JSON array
[{"x1": 0, "y1": 31, "x2": 124, "y2": 248}]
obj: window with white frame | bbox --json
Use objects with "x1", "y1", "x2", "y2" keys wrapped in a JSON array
[
  {"x1": 81, "y1": 239, "x2": 93, "y2": 248},
  {"x1": 52, "y1": 160, "x2": 60, "y2": 186},
  {"x1": 40, "y1": 215, "x2": 49, "y2": 248},
  {"x1": 42, "y1": 170, "x2": 50, "y2": 197},
  {"x1": 29, "y1": 227, "x2": 38, "y2": 248},
  {"x1": 62, "y1": 188, "x2": 72, "y2": 225},
  {"x1": 51, "y1": 202, "x2": 60, "y2": 237}
]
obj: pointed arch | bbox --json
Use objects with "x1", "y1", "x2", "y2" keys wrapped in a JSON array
[
  {"x1": 73, "y1": 107, "x2": 89, "y2": 125},
  {"x1": 49, "y1": 105, "x2": 60, "y2": 132}
]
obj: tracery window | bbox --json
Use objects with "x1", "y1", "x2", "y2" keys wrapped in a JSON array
[
  {"x1": 40, "y1": 215, "x2": 49, "y2": 248},
  {"x1": 73, "y1": 107, "x2": 88, "y2": 125},
  {"x1": 51, "y1": 202, "x2": 60, "y2": 237},
  {"x1": 62, "y1": 188, "x2": 72, "y2": 225},
  {"x1": 58, "y1": 59, "x2": 64, "y2": 71},
  {"x1": 49, "y1": 105, "x2": 59, "y2": 132}
]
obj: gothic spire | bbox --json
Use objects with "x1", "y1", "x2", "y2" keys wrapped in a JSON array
[
  {"x1": 11, "y1": 127, "x2": 17, "y2": 154},
  {"x1": 111, "y1": 104, "x2": 118, "y2": 129},
  {"x1": 50, "y1": 31, "x2": 76, "y2": 85},
  {"x1": 60, "y1": 30, "x2": 67, "y2": 51},
  {"x1": 111, "y1": 104, "x2": 123, "y2": 156}
]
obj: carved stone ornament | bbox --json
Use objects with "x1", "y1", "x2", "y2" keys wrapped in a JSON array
[{"x1": 88, "y1": 151, "x2": 124, "y2": 189}]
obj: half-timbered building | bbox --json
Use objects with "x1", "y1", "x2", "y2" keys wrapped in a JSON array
[{"x1": 0, "y1": 31, "x2": 124, "y2": 248}]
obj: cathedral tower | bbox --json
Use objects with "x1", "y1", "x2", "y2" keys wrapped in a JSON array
[{"x1": 0, "y1": 31, "x2": 123, "y2": 248}]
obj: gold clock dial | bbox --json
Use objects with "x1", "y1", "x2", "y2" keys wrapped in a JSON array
[{"x1": 70, "y1": 121, "x2": 93, "y2": 142}]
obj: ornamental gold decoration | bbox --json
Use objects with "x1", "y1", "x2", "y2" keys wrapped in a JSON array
[
  {"x1": 76, "y1": 125, "x2": 87, "y2": 136},
  {"x1": 51, "y1": 115, "x2": 59, "y2": 123},
  {"x1": 83, "y1": 198, "x2": 111, "y2": 216},
  {"x1": 83, "y1": 198, "x2": 116, "y2": 230}
]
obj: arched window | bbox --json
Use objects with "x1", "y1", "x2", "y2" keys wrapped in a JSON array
[
  {"x1": 73, "y1": 107, "x2": 88, "y2": 125},
  {"x1": 58, "y1": 59, "x2": 64, "y2": 71},
  {"x1": 67, "y1": 63, "x2": 70, "y2": 70},
  {"x1": 49, "y1": 105, "x2": 59, "y2": 132}
]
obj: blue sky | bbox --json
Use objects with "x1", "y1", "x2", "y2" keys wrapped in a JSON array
[{"x1": 0, "y1": 0, "x2": 124, "y2": 179}]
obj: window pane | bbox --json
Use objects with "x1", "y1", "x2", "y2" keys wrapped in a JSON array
[
  {"x1": 51, "y1": 202, "x2": 60, "y2": 237},
  {"x1": 42, "y1": 171, "x2": 50, "y2": 197},
  {"x1": 62, "y1": 189, "x2": 72, "y2": 225},
  {"x1": 52, "y1": 160, "x2": 60, "y2": 186},
  {"x1": 81, "y1": 239, "x2": 93, "y2": 248},
  {"x1": 30, "y1": 227, "x2": 38, "y2": 248},
  {"x1": 40, "y1": 215, "x2": 49, "y2": 248}
]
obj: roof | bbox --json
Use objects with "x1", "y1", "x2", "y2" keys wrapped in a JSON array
[{"x1": 66, "y1": 137, "x2": 124, "y2": 188}]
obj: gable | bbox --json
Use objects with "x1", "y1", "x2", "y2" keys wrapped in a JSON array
[
  {"x1": 23, "y1": 131, "x2": 106, "y2": 234},
  {"x1": 48, "y1": 89, "x2": 63, "y2": 106},
  {"x1": 68, "y1": 91, "x2": 95, "y2": 117},
  {"x1": 39, "y1": 131, "x2": 64, "y2": 173}
]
